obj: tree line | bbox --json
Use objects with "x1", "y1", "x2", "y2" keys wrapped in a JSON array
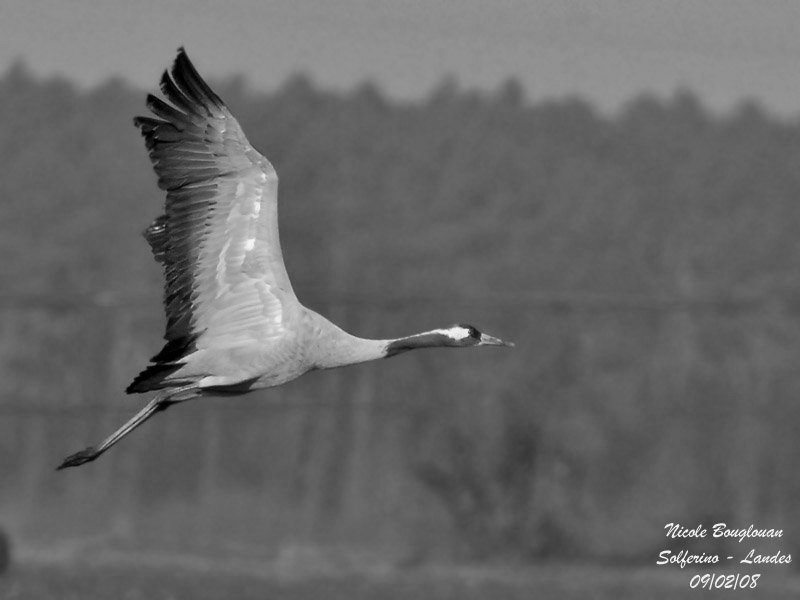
[{"x1": 1, "y1": 61, "x2": 799, "y2": 562}]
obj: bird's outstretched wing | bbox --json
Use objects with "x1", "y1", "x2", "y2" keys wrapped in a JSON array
[{"x1": 129, "y1": 48, "x2": 296, "y2": 393}]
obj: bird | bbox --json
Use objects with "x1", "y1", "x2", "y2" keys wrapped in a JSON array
[{"x1": 57, "y1": 48, "x2": 512, "y2": 470}]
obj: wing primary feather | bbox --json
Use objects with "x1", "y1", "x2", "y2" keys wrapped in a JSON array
[
  {"x1": 145, "y1": 95, "x2": 202, "y2": 131},
  {"x1": 172, "y1": 49, "x2": 225, "y2": 112},
  {"x1": 143, "y1": 215, "x2": 169, "y2": 264},
  {"x1": 159, "y1": 69, "x2": 203, "y2": 118}
]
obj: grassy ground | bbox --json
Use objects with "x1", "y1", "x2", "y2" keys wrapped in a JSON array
[{"x1": 1, "y1": 559, "x2": 798, "y2": 600}]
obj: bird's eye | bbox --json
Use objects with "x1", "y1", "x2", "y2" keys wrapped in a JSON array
[{"x1": 454, "y1": 324, "x2": 475, "y2": 339}]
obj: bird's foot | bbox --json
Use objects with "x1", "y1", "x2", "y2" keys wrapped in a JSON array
[{"x1": 57, "y1": 447, "x2": 100, "y2": 470}]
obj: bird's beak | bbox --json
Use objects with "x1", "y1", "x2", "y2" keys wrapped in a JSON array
[{"x1": 479, "y1": 333, "x2": 514, "y2": 347}]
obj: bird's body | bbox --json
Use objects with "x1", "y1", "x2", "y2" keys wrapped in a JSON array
[
  {"x1": 58, "y1": 49, "x2": 511, "y2": 470},
  {"x1": 163, "y1": 310, "x2": 388, "y2": 392}
]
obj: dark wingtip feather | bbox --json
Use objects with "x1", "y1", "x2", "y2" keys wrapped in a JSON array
[
  {"x1": 134, "y1": 48, "x2": 226, "y2": 132},
  {"x1": 171, "y1": 48, "x2": 225, "y2": 112},
  {"x1": 133, "y1": 115, "x2": 159, "y2": 130}
]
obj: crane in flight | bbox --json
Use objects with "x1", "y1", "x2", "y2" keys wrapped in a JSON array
[{"x1": 58, "y1": 48, "x2": 512, "y2": 470}]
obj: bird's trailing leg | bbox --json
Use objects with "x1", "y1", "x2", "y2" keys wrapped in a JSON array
[{"x1": 57, "y1": 386, "x2": 196, "y2": 470}]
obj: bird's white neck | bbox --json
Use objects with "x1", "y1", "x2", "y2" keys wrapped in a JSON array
[
  {"x1": 313, "y1": 331, "x2": 391, "y2": 370},
  {"x1": 302, "y1": 310, "x2": 388, "y2": 370},
  {"x1": 305, "y1": 312, "x2": 464, "y2": 370}
]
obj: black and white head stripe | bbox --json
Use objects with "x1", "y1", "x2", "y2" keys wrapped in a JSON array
[{"x1": 429, "y1": 325, "x2": 480, "y2": 342}]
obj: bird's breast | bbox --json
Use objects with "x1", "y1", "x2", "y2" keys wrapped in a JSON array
[{"x1": 185, "y1": 335, "x2": 312, "y2": 392}]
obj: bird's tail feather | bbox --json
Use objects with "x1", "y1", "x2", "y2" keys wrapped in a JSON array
[{"x1": 126, "y1": 363, "x2": 185, "y2": 394}]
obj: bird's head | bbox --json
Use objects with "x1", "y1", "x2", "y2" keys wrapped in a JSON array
[{"x1": 436, "y1": 324, "x2": 514, "y2": 348}]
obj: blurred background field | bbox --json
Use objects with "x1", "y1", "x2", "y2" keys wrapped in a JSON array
[
  {"x1": 3, "y1": 2, "x2": 800, "y2": 596},
  {"x1": 2, "y1": 63, "x2": 800, "y2": 573}
]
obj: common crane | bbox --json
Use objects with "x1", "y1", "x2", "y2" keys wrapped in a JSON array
[{"x1": 58, "y1": 49, "x2": 512, "y2": 470}]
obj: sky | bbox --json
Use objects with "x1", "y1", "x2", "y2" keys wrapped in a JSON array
[{"x1": 4, "y1": 0, "x2": 800, "y2": 116}]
